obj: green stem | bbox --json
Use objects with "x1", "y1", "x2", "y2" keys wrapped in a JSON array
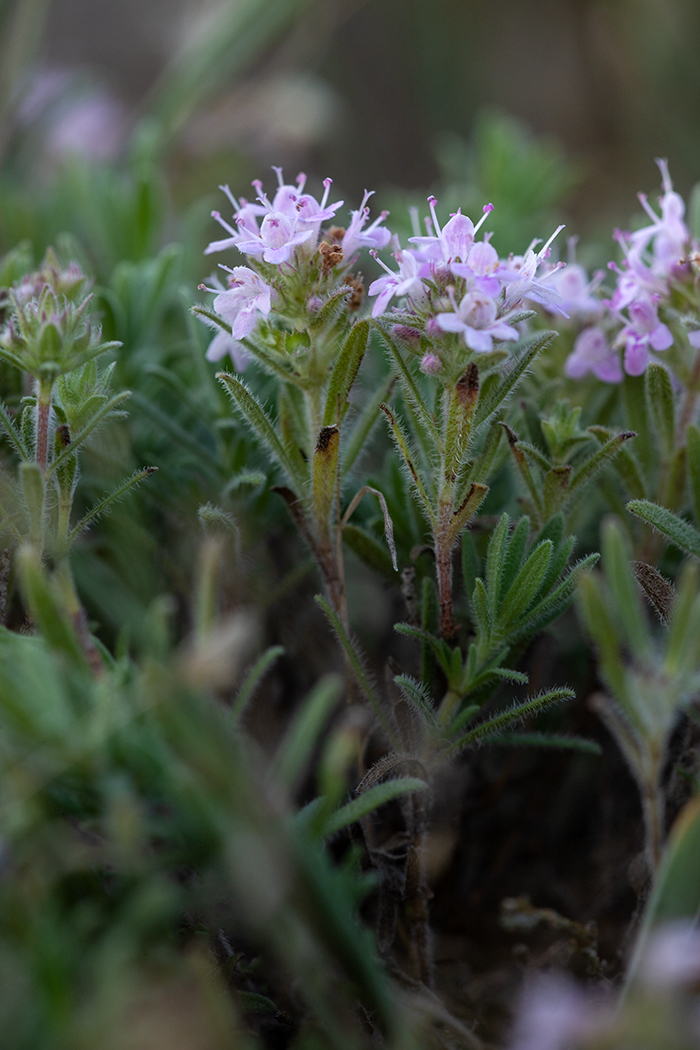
[
  {"x1": 35, "y1": 378, "x2": 53, "y2": 473},
  {"x1": 437, "y1": 687, "x2": 461, "y2": 726}
]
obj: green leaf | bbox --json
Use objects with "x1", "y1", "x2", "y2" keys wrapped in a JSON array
[
  {"x1": 627, "y1": 499, "x2": 700, "y2": 559},
  {"x1": 315, "y1": 595, "x2": 398, "y2": 745},
  {"x1": 341, "y1": 485, "x2": 397, "y2": 572},
  {"x1": 16, "y1": 548, "x2": 86, "y2": 667},
  {"x1": 474, "y1": 330, "x2": 556, "y2": 430},
  {"x1": 664, "y1": 562, "x2": 700, "y2": 677},
  {"x1": 602, "y1": 518, "x2": 651, "y2": 656},
  {"x1": 342, "y1": 372, "x2": 394, "y2": 477},
  {"x1": 516, "y1": 440, "x2": 552, "y2": 473},
  {"x1": 461, "y1": 530, "x2": 481, "y2": 603},
  {"x1": 444, "y1": 687, "x2": 575, "y2": 755},
  {"x1": 645, "y1": 362, "x2": 676, "y2": 456},
  {"x1": 394, "y1": 673, "x2": 438, "y2": 727},
  {"x1": 568, "y1": 430, "x2": 636, "y2": 496},
  {"x1": 486, "y1": 513, "x2": 509, "y2": 614},
  {"x1": 625, "y1": 795, "x2": 700, "y2": 992},
  {"x1": 576, "y1": 572, "x2": 629, "y2": 706},
  {"x1": 471, "y1": 577, "x2": 492, "y2": 634},
  {"x1": 498, "y1": 540, "x2": 553, "y2": 627},
  {"x1": 231, "y1": 645, "x2": 285, "y2": 724},
  {"x1": 686, "y1": 424, "x2": 700, "y2": 528},
  {"x1": 272, "y1": 674, "x2": 342, "y2": 790},
  {"x1": 491, "y1": 731, "x2": 602, "y2": 755},
  {"x1": 47, "y1": 390, "x2": 132, "y2": 478},
  {"x1": 67, "y1": 468, "x2": 157, "y2": 548},
  {"x1": 373, "y1": 321, "x2": 440, "y2": 446},
  {"x1": 514, "y1": 552, "x2": 598, "y2": 644},
  {"x1": 379, "y1": 403, "x2": 435, "y2": 525},
  {"x1": 323, "y1": 319, "x2": 370, "y2": 426},
  {"x1": 342, "y1": 523, "x2": 399, "y2": 581},
  {"x1": 322, "y1": 777, "x2": 428, "y2": 837},
  {"x1": 0, "y1": 399, "x2": 28, "y2": 460},
  {"x1": 217, "y1": 371, "x2": 305, "y2": 487},
  {"x1": 502, "y1": 516, "x2": 530, "y2": 589}
]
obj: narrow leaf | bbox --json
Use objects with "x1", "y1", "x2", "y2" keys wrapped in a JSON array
[
  {"x1": 323, "y1": 776, "x2": 428, "y2": 837},
  {"x1": 444, "y1": 687, "x2": 575, "y2": 755},
  {"x1": 218, "y1": 371, "x2": 305, "y2": 486},
  {"x1": 341, "y1": 485, "x2": 397, "y2": 571},
  {"x1": 316, "y1": 595, "x2": 398, "y2": 744},
  {"x1": 273, "y1": 674, "x2": 342, "y2": 789},
  {"x1": 627, "y1": 499, "x2": 700, "y2": 559},
  {"x1": 231, "y1": 645, "x2": 285, "y2": 724},
  {"x1": 323, "y1": 319, "x2": 370, "y2": 425}
]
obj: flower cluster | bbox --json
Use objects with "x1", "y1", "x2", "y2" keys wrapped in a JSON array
[
  {"x1": 564, "y1": 160, "x2": 697, "y2": 383},
  {"x1": 367, "y1": 195, "x2": 568, "y2": 376},
  {"x1": 0, "y1": 252, "x2": 105, "y2": 382},
  {"x1": 199, "y1": 168, "x2": 391, "y2": 366}
]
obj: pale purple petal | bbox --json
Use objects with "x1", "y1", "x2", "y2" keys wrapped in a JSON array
[
  {"x1": 625, "y1": 336, "x2": 649, "y2": 376},
  {"x1": 649, "y1": 322, "x2": 673, "y2": 351}
]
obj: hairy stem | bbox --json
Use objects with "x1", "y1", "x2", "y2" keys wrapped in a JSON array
[
  {"x1": 35, "y1": 379, "x2": 53, "y2": 472},
  {"x1": 435, "y1": 493, "x2": 457, "y2": 640}
]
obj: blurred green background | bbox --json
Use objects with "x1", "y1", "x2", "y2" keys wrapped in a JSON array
[{"x1": 21, "y1": 0, "x2": 700, "y2": 231}]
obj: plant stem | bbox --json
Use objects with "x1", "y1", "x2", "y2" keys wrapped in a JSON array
[
  {"x1": 641, "y1": 775, "x2": 665, "y2": 876},
  {"x1": 435, "y1": 488, "x2": 457, "y2": 640},
  {"x1": 35, "y1": 379, "x2": 52, "y2": 472}
]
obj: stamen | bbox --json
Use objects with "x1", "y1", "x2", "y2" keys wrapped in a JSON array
[
  {"x1": 296, "y1": 172, "x2": 307, "y2": 191},
  {"x1": 409, "y1": 206, "x2": 421, "y2": 238},
  {"x1": 427, "y1": 196, "x2": 442, "y2": 238},
  {"x1": 638, "y1": 192, "x2": 661, "y2": 224},
  {"x1": 566, "y1": 235, "x2": 579, "y2": 265},
  {"x1": 320, "y1": 177, "x2": 332, "y2": 209},
  {"x1": 473, "y1": 203, "x2": 494, "y2": 235},
  {"x1": 655, "y1": 157, "x2": 673, "y2": 194},
  {"x1": 218, "y1": 184, "x2": 240, "y2": 212},
  {"x1": 538, "y1": 225, "x2": 565, "y2": 259},
  {"x1": 272, "y1": 166, "x2": 284, "y2": 187},
  {"x1": 212, "y1": 211, "x2": 237, "y2": 236},
  {"x1": 369, "y1": 249, "x2": 396, "y2": 277}
]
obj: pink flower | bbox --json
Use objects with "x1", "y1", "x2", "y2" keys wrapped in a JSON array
[
  {"x1": 502, "y1": 226, "x2": 569, "y2": 316},
  {"x1": 640, "y1": 920, "x2": 700, "y2": 990},
  {"x1": 436, "y1": 290, "x2": 519, "y2": 352},
  {"x1": 208, "y1": 266, "x2": 273, "y2": 339},
  {"x1": 205, "y1": 330, "x2": 251, "y2": 370},
  {"x1": 235, "y1": 210, "x2": 313, "y2": 265},
  {"x1": 205, "y1": 193, "x2": 262, "y2": 255},
  {"x1": 368, "y1": 248, "x2": 426, "y2": 316},
  {"x1": 451, "y1": 238, "x2": 513, "y2": 296},
  {"x1": 565, "y1": 326, "x2": 622, "y2": 383},
  {"x1": 409, "y1": 197, "x2": 494, "y2": 265},
  {"x1": 547, "y1": 263, "x2": 603, "y2": 320},
  {"x1": 618, "y1": 296, "x2": 673, "y2": 376},
  {"x1": 508, "y1": 974, "x2": 608, "y2": 1050},
  {"x1": 341, "y1": 190, "x2": 391, "y2": 256},
  {"x1": 629, "y1": 159, "x2": 690, "y2": 278}
]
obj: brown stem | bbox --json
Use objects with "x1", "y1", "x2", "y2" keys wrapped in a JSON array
[
  {"x1": 404, "y1": 792, "x2": 433, "y2": 987},
  {"x1": 435, "y1": 502, "x2": 456, "y2": 641}
]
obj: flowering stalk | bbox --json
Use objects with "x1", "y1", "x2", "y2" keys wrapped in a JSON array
[
  {"x1": 35, "y1": 377, "x2": 53, "y2": 473},
  {"x1": 196, "y1": 170, "x2": 396, "y2": 626},
  {"x1": 371, "y1": 196, "x2": 566, "y2": 637}
]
